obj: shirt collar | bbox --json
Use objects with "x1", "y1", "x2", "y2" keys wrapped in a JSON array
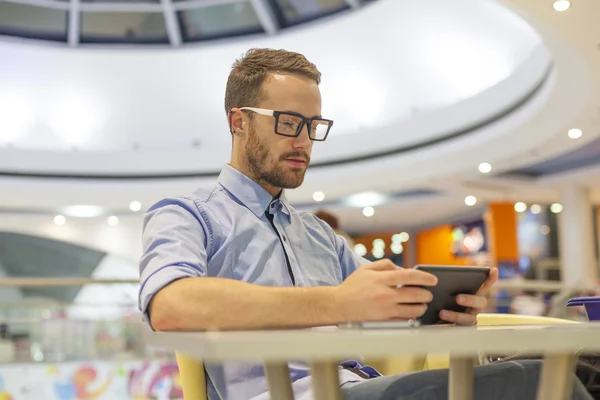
[{"x1": 217, "y1": 164, "x2": 291, "y2": 220}]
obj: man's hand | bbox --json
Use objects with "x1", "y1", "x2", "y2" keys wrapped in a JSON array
[
  {"x1": 334, "y1": 260, "x2": 438, "y2": 323},
  {"x1": 439, "y1": 267, "x2": 499, "y2": 326}
]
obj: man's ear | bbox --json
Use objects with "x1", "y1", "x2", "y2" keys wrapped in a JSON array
[{"x1": 229, "y1": 108, "x2": 245, "y2": 135}]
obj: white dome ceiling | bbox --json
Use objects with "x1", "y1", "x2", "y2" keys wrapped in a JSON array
[{"x1": 0, "y1": 0, "x2": 547, "y2": 177}]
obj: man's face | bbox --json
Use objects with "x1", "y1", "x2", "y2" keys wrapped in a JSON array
[{"x1": 243, "y1": 73, "x2": 322, "y2": 191}]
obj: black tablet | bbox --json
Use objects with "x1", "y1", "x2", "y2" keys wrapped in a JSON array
[{"x1": 413, "y1": 265, "x2": 490, "y2": 325}]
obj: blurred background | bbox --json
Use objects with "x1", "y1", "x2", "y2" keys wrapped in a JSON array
[{"x1": 0, "y1": 0, "x2": 599, "y2": 398}]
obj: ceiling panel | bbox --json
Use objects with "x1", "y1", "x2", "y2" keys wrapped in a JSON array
[
  {"x1": 0, "y1": 232, "x2": 106, "y2": 302},
  {"x1": 506, "y1": 137, "x2": 600, "y2": 177}
]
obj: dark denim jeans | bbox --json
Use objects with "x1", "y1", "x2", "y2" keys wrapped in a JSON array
[{"x1": 342, "y1": 360, "x2": 593, "y2": 400}]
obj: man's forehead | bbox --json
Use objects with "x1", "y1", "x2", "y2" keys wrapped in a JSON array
[
  {"x1": 262, "y1": 73, "x2": 320, "y2": 99},
  {"x1": 265, "y1": 72, "x2": 308, "y2": 82}
]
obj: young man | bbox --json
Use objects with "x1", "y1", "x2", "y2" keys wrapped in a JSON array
[{"x1": 139, "y1": 49, "x2": 591, "y2": 400}]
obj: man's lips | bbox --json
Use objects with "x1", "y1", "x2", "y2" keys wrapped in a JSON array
[{"x1": 283, "y1": 158, "x2": 308, "y2": 166}]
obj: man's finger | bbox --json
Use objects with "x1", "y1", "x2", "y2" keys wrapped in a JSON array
[
  {"x1": 457, "y1": 294, "x2": 487, "y2": 310},
  {"x1": 377, "y1": 269, "x2": 438, "y2": 287},
  {"x1": 395, "y1": 287, "x2": 434, "y2": 304},
  {"x1": 396, "y1": 304, "x2": 428, "y2": 320},
  {"x1": 477, "y1": 267, "x2": 499, "y2": 296},
  {"x1": 440, "y1": 310, "x2": 477, "y2": 326},
  {"x1": 363, "y1": 260, "x2": 399, "y2": 272}
]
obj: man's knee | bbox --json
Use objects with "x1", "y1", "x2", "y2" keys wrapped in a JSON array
[{"x1": 379, "y1": 360, "x2": 544, "y2": 400}]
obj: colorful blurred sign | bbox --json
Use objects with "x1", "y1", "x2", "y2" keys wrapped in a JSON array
[{"x1": 0, "y1": 359, "x2": 182, "y2": 400}]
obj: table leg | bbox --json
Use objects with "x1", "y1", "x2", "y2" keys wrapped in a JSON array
[
  {"x1": 264, "y1": 362, "x2": 294, "y2": 400},
  {"x1": 310, "y1": 361, "x2": 343, "y2": 400},
  {"x1": 537, "y1": 353, "x2": 577, "y2": 400},
  {"x1": 449, "y1": 356, "x2": 474, "y2": 400}
]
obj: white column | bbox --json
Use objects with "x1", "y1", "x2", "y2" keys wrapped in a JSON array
[{"x1": 557, "y1": 185, "x2": 598, "y2": 285}]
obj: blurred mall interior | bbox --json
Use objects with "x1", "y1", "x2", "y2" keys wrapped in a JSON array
[{"x1": 0, "y1": 0, "x2": 599, "y2": 398}]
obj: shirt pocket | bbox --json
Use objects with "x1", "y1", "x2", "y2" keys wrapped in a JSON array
[{"x1": 295, "y1": 239, "x2": 343, "y2": 287}]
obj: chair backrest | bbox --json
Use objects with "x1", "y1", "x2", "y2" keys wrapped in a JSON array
[{"x1": 176, "y1": 353, "x2": 208, "y2": 400}]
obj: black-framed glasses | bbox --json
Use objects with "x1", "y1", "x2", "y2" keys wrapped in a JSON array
[{"x1": 239, "y1": 107, "x2": 333, "y2": 141}]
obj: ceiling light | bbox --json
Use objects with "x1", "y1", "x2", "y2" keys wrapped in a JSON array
[
  {"x1": 568, "y1": 128, "x2": 583, "y2": 139},
  {"x1": 530, "y1": 204, "x2": 542, "y2": 214},
  {"x1": 391, "y1": 243, "x2": 404, "y2": 254},
  {"x1": 550, "y1": 203, "x2": 563, "y2": 213},
  {"x1": 53, "y1": 215, "x2": 66, "y2": 226},
  {"x1": 464, "y1": 195, "x2": 477, "y2": 207},
  {"x1": 392, "y1": 232, "x2": 409, "y2": 243},
  {"x1": 514, "y1": 202, "x2": 527, "y2": 213},
  {"x1": 129, "y1": 201, "x2": 142, "y2": 212},
  {"x1": 63, "y1": 205, "x2": 103, "y2": 218},
  {"x1": 373, "y1": 238, "x2": 385, "y2": 249},
  {"x1": 362, "y1": 206, "x2": 375, "y2": 217},
  {"x1": 312, "y1": 191, "x2": 325, "y2": 202},
  {"x1": 347, "y1": 191, "x2": 387, "y2": 208},
  {"x1": 540, "y1": 225, "x2": 551, "y2": 235},
  {"x1": 372, "y1": 247, "x2": 384, "y2": 259},
  {"x1": 354, "y1": 244, "x2": 367, "y2": 257},
  {"x1": 478, "y1": 163, "x2": 492, "y2": 174},
  {"x1": 107, "y1": 216, "x2": 119, "y2": 226},
  {"x1": 553, "y1": 0, "x2": 570, "y2": 11}
]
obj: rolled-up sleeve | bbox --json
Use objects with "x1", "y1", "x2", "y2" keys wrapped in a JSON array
[{"x1": 138, "y1": 197, "x2": 210, "y2": 324}]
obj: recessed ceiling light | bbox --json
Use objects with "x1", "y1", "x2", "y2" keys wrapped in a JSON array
[
  {"x1": 347, "y1": 191, "x2": 387, "y2": 208},
  {"x1": 392, "y1": 232, "x2": 410, "y2": 243},
  {"x1": 568, "y1": 128, "x2": 583, "y2": 139},
  {"x1": 553, "y1": 0, "x2": 570, "y2": 11},
  {"x1": 107, "y1": 216, "x2": 119, "y2": 226},
  {"x1": 353, "y1": 243, "x2": 367, "y2": 256},
  {"x1": 391, "y1": 242, "x2": 404, "y2": 254},
  {"x1": 53, "y1": 215, "x2": 66, "y2": 226},
  {"x1": 372, "y1": 238, "x2": 385, "y2": 249},
  {"x1": 530, "y1": 204, "x2": 542, "y2": 214},
  {"x1": 550, "y1": 203, "x2": 563, "y2": 213},
  {"x1": 464, "y1": 195, "x2": 477, "y2": 206},
  {"x1": 371, "y1": 247, "x2": 384, "y2": 259},
  {"x1": 129, "y1": 201, "x2": 142, "y2": 212},
  {"x1": 514, "y1": 202, "x2": 527, "y2": 213},
  {"x1": 478, "y1": 163, "x2": 492, "y2": 174},
  {"x1": 63, "y1": 205, "x2": 103, "y2": 218},
  {"x1": 362, "y1": 206, "x2": 375, "y2": 217},
  {"x1": 312, "y1": 191, "x2": 325, "y2": 202}
]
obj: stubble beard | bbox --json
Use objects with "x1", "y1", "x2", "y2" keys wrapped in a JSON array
[{"x1": 244, "y1": 123, "x2": 308, "y2": 191}]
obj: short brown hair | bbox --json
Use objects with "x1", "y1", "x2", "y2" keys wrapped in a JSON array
[
  {"x1": 224, "y1": 48, "x2": 321, "y2": 115},
  {"x1": 314, "y1": 210, "x2": 339, "y2": 230}
]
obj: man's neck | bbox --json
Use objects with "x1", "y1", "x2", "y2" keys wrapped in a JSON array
[{"x1": 227, "y1": 162, "x2": 282, "y2": 198}]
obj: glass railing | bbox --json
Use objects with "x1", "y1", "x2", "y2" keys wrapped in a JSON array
[
  {"x1": 0, "y1": 307, "x2": 174, "y2": 365},
  {"x1": 0, "y1": 277, "x2": 172, "y2": 365}
]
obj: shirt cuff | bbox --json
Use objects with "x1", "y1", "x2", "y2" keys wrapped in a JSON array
[{"x1": 139, "y1": 266, "x2": 194, "y2": 328}]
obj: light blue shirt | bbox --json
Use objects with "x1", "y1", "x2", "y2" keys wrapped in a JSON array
[{"x1": 139, "y1": 164, "x2": 379, "y2": 400}]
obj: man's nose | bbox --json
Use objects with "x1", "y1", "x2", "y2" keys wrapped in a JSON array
[{"x1": 293, "y1": 123, "x2": 312, "y2": 148}]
